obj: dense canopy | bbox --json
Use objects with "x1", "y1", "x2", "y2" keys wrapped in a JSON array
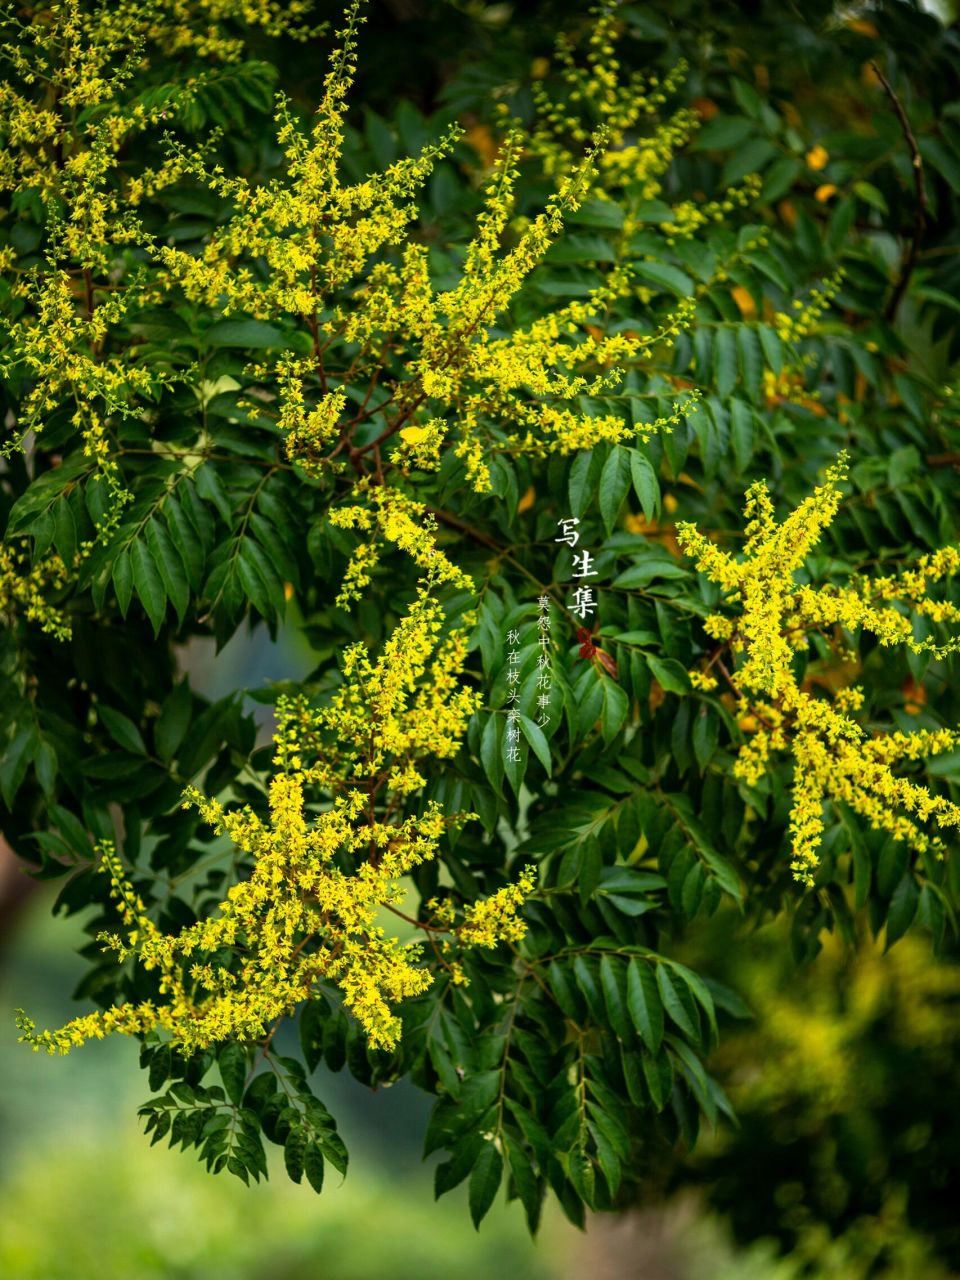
[{"x1": 2, "y1": 0, "x2": 959, "y2": 1257}]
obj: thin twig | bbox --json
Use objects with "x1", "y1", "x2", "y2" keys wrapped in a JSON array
[
  {"x1": 870, "y1": 60, "x2": 928, "y2": 321},
  {"x1": 383, "y1": 902, "x2": 439, "y2": 932}
]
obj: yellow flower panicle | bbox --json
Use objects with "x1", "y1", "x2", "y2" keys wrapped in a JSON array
[
  {"x1": 18, "y1": 579, "x2": 537, "y2": 1057},
  {"x1": 456, "y1": 866, "x2": 538, "y2": 948},
  {"x1": 2, "y1": 0, "x2": 712, "y2": 558},
  {"x1": 277, "y1": 360, "x2": 347, "y2": 475},
  {"x1": 677, "y1": 457, "x2": 960, "y2": 884},
  {"x1": 127, "y1": 3, "x2": 699, "y2": 497},
  {"x1": 327, "y1": 481, "x2": 474, "y2": 608},
  {"x1": 0, "y1": 541, "x2": 72, "y2": 639},
  {"x1": 274, "y1": 580, "x2": 479, "y2": 796},
  {"x1": 529, "y1": 3, "x2": 691, "y2": 188},
  {"x1": 0, "y1": 0, "x2": 316, "y2": 490}
]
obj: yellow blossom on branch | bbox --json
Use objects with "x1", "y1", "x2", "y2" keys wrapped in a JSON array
[
  {"x1": 327, "y1": 481, "x2": 474, "y2": 607},
  {"x1": 677, "y1": 457, "x2": 960, "y2": 884},
  {"x1": 17, "y1": 575, "x2": 535, "y2": 1057},
  {"x1": 0, "y1": 541, "x2": 72, "y2": 640}
]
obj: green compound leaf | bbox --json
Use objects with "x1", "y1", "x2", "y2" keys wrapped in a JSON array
[
  {"x1": 627, "y1": 958, "x2": 664, "y2": 1055},
  {"x1": 130, "y1": 538, "x2": 167, "y2": 636},
  {"x1": 468, "y1": 1140, "x2": 503, "y2": 1229}
]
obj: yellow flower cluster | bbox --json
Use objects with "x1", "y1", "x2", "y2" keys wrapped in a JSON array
[
  {"x1": 277, "y1": 357, "x2": 347, "y2": 476},
  {"x1": 456, "y1": 866, "x2": 539, "y2": 948},
  {"x1": 1, "y1": 273, "x2": 158, "y2": 458},
  {"x1": 17, "y1": 784, "x2": 439, "y2": 1055},
  {"x1": 2, "y1": 0, "x2": 710, "y2": 540},
  {"x1": 0, "y1": 541, "x2": 72, "y2": 639},
  {"x1": 274, "y1": 582, "x2": 479, "y2": 797},
  {"x1": 600, "y1": 106, "x2": 699, "y2": 198},
  {"x1": 0, "y1": 0, "x2": 313, "y2": 204},
  {"x1": 327, "y1": 480, "x2": 474, "y2": 608},
  {"x1": 798, "y1": 545, "x2": 960, "y2": 661},
  {"x1": 677, "y1": 457, "x2": 960, "y2": 884},
  {"x1": 772, "y1": 273, "x2": 844, "y2": 344},
  {"x1": 136, "y1": 4, "x2": 695, "y2": 495},
  {"x1": 688, "y1": 669, "x2": 719, "y2": 692},
  {"x1": 396, "y1": 418, "x2": 447, "y2": 470},
  {"x1": 527, "y1": 1, "x2": 764, "y2": 256},
  {"x1": 18, "y1": 578, "x2": 535, "y2": 1057},
  {"x1": 0, "y1": 0, "x2": 314, "y2": 495},
  {"x1": 529, "y1": 4, "x2": 689, "y2": 185},
  {"x1": 662, "y1": 173, "x2": 763, "y2": 243}
]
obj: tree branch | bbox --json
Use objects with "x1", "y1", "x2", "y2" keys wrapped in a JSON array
[{"x1": 870, "y1": 60, "x2": 928, "y2": 322}]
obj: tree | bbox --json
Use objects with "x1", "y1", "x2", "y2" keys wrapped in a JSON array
[{"x1": 2, "y1": 0, "x2": 960, "y2": 1242}]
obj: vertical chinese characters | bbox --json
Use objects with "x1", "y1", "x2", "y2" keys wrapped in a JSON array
[
  {"x1": 536, "y1": 594, "x2": 552, "y2": 728},
  {"x1": 555, "y1": 514, "x2": 616, "y2": 674},
  {"x1": 505, "y1": 625, "x2": 522, "y2": 764},
  {"x1": 555, "y1": 515, "x2": 599, "y2": 622}
]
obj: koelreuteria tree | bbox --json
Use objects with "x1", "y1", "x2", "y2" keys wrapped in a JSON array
[{"x1": 3, "y1": 0, "x2": 960, "y2": 1231}]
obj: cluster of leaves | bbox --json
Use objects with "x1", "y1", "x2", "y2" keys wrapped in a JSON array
[
  {"x1": 139, "y1": 1038, "x2": 347, "y2": 1191},
  {"x1": 2, "y1": 0, "x2": 960, "y2": 1237}
]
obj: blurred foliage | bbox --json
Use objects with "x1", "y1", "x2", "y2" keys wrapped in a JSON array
[
  {"x1": 1, "y1": 1134, "x2": 567, "y2": 1280},
  {"x1": 672, "y1": 922, "x2": 960, "y2": 1280},
  {"x1": 2, "y1": 0, "x2": 960, "y2": 1251}
]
